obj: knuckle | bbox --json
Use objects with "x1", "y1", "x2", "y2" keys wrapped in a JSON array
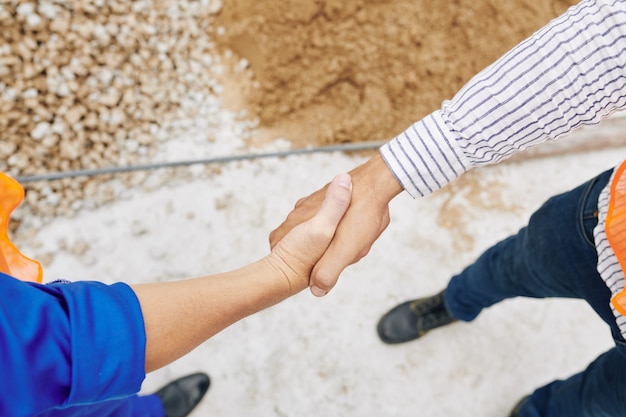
[
  {"x1": 313, "y1": 269, "x2": 335, "y2": 288},
  {"x1": 357, "y1": 247, "x2": 371, "y2": 259}
]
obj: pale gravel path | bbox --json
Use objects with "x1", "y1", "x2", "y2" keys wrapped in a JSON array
[{"x1": 16, "y1": 139, "x2": 625, "y2": 417}]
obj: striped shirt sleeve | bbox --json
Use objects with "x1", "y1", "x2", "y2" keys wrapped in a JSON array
[{"x1": 381, "y1": 0, "x2": 626, "y2": 198}]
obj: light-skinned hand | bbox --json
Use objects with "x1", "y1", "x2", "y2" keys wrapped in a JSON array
[
  {"x1": 266, "y1": 172, "x2": 354, "y2": 294},
  {"x1": 269, "y1": 153, "x2": 403, "y2": 296}
]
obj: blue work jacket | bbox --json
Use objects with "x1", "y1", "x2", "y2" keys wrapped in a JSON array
[{"x1": 0, "y1": 273, "x2": 147, "y2": 416}]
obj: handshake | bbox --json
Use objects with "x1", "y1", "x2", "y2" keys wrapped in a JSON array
[
  {"x1": 135, "y1": 153, "x2": 403, "y2": 372},
  {"x1": 269, "y1": 153, "x2": 402, "y2": 296}
]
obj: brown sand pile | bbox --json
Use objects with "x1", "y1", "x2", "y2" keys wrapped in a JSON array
[{"x1": 214, "y1": 0, "x2": 577, "y2": 147}]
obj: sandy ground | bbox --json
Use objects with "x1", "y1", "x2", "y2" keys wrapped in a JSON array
[
  {"x1": 214, "y1": 0, "x2": 577, "y2": 147},
  {"x1": 14, "y1": 126, "x2": 626, "y2": 416}
]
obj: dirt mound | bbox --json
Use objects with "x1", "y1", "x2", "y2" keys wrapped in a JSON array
[{"x1": 214, "y1": 0, "x2": 576, "y2": 147}]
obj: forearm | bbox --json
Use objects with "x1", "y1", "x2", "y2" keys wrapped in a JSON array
[
  {"x1": 133, "y1": 258, "x2": 298, "y2": 373},
  {"x1": 135, "y1": 173, "x2": 353, "y2": 371},
  {"x1": 447, "y1": 0, "x2": 626, "y2": 164},
  {"x1": 383, "y1": 0, "x2": 626, "y2": 198}
]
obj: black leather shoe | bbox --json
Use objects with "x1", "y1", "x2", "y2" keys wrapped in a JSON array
[
  {"x1": 377, "y1": 290, "x2": 458, "y2": 344},
  {"x1": 509, "y1": 395, "x2": 530, "y2": 417},
  {"x1": 155, "y1": 372, "x2": 210, "y2": 417}
]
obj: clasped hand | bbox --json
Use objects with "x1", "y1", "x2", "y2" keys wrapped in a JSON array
[{"x1": 269, "y1": 153, "x2": 403, "y2": 296}]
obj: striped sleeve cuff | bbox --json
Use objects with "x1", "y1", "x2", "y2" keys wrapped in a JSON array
[{"x1": 380, "y1": 111, "x2": 471, "y2": 198}]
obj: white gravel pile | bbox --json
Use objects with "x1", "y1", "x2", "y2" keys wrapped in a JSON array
[{"x1": 0, "y1": 0, "x2": 252, "y2": 223}]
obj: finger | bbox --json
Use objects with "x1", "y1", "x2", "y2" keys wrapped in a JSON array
[
  {"x1": 269, "y1": 187, "x2": 329, "y2": 249},
  {"x1": 304, "y1": 174, "x2": 352, "y2": 297},
  {"x1": 269, "y1": 212, "x2": 303, "y2": 250},
  {"x1": 309, "y1": 208, "x2": 390, "y2": 297},
  {"x1": 309, "y1": 235, "x2": 356, "y2": 297},
  {"x1": 268, "y1": 223, "x2": 286, "y2": 249}
]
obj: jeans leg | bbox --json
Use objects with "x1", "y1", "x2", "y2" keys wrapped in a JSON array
[
  {"x1": 445, "y1": 168, "x2": 614, "y2": 327},
  {"x1": 517, "y1": 341, "x2": 626, "y2": 417},
  {"x1": 443, "y1": 167, "x2": 626, "y2": 416},
  {"x1": 37, "y1": 394, "x2": 164, "y2": 417}
]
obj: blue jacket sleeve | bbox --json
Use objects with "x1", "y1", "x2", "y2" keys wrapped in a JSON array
[{"x1": 0, "y1": 273, "x2": 147, "y2": 417}]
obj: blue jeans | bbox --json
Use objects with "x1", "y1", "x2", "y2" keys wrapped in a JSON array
[
  {"x1": 445, "y1": 168, "x2": 626, "y2": 417},
  {"x1": 36, "y1": 394, "x2": 164, "y2": 417}
]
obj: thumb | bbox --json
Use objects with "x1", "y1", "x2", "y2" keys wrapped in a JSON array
[
  {"x1": 313, "y1": 173, "x2": 352, "y2": 231},
  {"x1": 307, "y1": 173, "x2": 352, "y2": 296},
  {"x1": 265, "y1": 173, "x2": 351, "y2": 295}
]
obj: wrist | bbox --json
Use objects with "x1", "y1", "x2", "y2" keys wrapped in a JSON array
[
  {"x1": 349, "y1": 152, "x2": 403, "y2": 204},
  {"x1": 259, "y1": 253, "x2": 309, "y2": 297}
]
